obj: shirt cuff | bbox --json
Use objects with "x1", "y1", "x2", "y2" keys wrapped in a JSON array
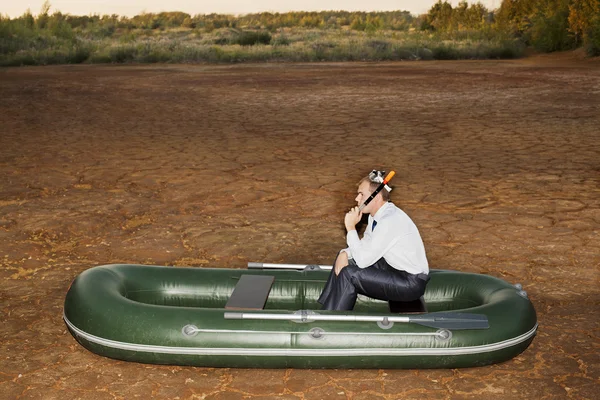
[{"x1": 346, "y1": 230, "x2": 360, "y2": 249}]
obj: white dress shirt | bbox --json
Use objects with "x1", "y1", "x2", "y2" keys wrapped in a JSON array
[{"x1": 343, "y1": 202, "x2": 429, "y2": 275}]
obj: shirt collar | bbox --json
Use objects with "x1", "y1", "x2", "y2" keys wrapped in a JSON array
[{"x1": 372, "y1": 201, "x2": 391, "y2": 223}]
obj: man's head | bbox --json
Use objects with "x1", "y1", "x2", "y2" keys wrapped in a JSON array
[{"x1": 355, "y1": 171, "x2": 391, "y2": 215}]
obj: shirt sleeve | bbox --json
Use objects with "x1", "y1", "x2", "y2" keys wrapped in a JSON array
[{"x1": 346, "y1": 219, "x2": 399, "y2": 268}]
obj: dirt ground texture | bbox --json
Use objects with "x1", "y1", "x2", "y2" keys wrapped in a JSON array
[{"x1": 1, "y1": 54, "x2": 599, "y2": 399}]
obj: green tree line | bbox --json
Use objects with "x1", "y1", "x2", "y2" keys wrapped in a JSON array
[
  {"x1": 1, "y1": 0, "x2": 599, "y2": 66},
  {"x1": 2, "y1": 9, "x2": 418, "y2": 33},
  {"x1": 422, "y1": 0, "x2": 599, "y2": 53}
]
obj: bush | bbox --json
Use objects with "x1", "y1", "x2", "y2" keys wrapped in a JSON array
[
  {"x1": 213, "y1": 37, "x2": 229, "y2": 45},
  {"x1": 108, "y1": 45, "x2": 136, "y2": 63},
  {"x1": 431, "y1": 45, "x2": 460, "y2": 60},
  {"x1": 416, "y1": 47, "x2": 434, "y2": 60},
  {"x1": 395, "y1": 48, "x2": 417, "y2": 60},
  {"x1": 272, "y1": 34, "x2": 291, "y2": 46},
  {"x1": 48, "y1": 15, "x2": 75, "y2": 40},
  {"x1": 87, "y1": 23, "x2": 116, "y2": 39},
  {"x1": 69, "y1": 45, "x2": 91, "y2": 63},
  {"x1": 231, "y1": 30, "x2": 271, "y2": 46},
  {"x1": 87, "y1": 51, "x2": 112, "y2": 63},
  {"x1": 528, "y1": 9, "x2": 576, "y2": 52},
  {"x1": 0, "y1": 51, "x2": 36, "y2": 66},
  {"x1": 583, "y1": 17, "x2": 600, "y2": 56},
  {"x1": 367, "y1": 39, "x2": 391, "y2": 52},
  {"x1": 486, "y1": 41, "x2": 524, "y2": 59}
]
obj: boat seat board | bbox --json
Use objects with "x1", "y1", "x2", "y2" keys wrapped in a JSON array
[
  {"x1": 225, "y1": 274, "x2": 275, "y2": 310},
  {"x1": 389, "y1": 296, "x2": 427, "y2": 313}
]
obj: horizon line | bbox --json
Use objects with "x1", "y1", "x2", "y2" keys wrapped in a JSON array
[{"x1": 6, "y1": 7, "x2": 452, "y2": 19}]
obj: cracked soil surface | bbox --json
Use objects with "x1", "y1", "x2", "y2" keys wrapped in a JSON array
[{"x1": 1, "y1": 54, "x2": 599, "y2": 399}]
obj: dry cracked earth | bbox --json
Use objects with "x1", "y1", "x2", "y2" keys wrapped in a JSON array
[{"x1": 0, "y1": 53, "x2": 599, "y2": 399}]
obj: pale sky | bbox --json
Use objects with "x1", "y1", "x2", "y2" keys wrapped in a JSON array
[{"x1": 2, "y1": 1, "x2": 500, "y2": 18}]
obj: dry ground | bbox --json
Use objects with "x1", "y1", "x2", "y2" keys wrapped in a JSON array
[{"x1": 1, "y1": 54, "x2": 599, "y2": 399}]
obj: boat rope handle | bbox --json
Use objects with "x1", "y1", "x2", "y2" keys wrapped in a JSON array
[
  {"x1": 224, "y1": 310, "x2": 413, "y2": 323},
  {"x1": 181, "y1": 324, "x2": 451, "y2": 340}
]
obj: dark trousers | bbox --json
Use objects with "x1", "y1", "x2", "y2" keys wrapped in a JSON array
[{"x1": 317, "y1": 255, "x2": 429, "y2": 311}]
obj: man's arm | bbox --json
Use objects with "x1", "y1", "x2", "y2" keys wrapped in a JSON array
[
  {"x1": 345, "y1": 209, "x2": 400, "y2": 268},
  {"x1": 331, "y1": 207, "x2": 363, "y2": 276},
  {"x1": 343, "y1": 206, "x2": 388, "y2": 268},
  {"x1": 346, "y1": 227, "x2": 399, "y2": 268}
]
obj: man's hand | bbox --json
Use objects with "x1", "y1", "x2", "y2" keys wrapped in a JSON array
[{"x1": 344, "y1": 206, "x2": 362, "y2": 232}]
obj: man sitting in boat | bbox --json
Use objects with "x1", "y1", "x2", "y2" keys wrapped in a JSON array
[{"x1": 318, "y1": 170, "x2": 429, "y2": 311}]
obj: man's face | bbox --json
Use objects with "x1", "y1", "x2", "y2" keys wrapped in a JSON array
[{"x1": 355, "y1": 181, "x2": 374, "y2": 212}]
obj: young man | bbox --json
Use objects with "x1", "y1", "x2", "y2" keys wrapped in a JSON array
[{"x1": 318, "y1": 171, "x2": 429, "y2": 311}]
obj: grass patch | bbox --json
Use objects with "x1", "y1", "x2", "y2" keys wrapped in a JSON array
[{"x1": 1, "y1": 26, "x2": 526, "y2": 66}]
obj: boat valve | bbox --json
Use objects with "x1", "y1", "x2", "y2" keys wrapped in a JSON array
[
  {"x1": 182, "y1": 324, "x2": 199, "y2": 337},
  {"x1": 309, "y1": 327, "x2": 325, "y2": 339},
  {"x1": 304, "y1": 265, "x2": 324, "y2": 271},
  {"x1": 436, "y1": 329, "x2": 452, "y2": 341},
  {"x1": 514, "y1": 283, "x2": 528, "y2": 298},
  {"x1": 377, "y1": 317, "x2": 394, "y2": 330}
]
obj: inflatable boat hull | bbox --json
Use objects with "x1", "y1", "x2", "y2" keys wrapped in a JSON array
[{"x1": 64, "y1": 264, "x2": 537, "y2": 368}]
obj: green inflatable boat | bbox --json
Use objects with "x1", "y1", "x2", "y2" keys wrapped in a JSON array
[{"x1": 63, "y1": 263, "x2": 537, "y2": 368}]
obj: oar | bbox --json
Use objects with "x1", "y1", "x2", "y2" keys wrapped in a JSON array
[
  {"x1": 225, "y1": 311, "x2": 489, "y2": 330},
  {"x1": 247, "y1": 262, "x2": 332, "y2": 271},
  {"x1": 408, "y1": 312, "x2": 489, "y2": 330}
]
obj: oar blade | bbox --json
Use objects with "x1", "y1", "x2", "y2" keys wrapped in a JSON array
[{"x1": 411, "y1": 312, "x2": 490, "y2": 330}]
